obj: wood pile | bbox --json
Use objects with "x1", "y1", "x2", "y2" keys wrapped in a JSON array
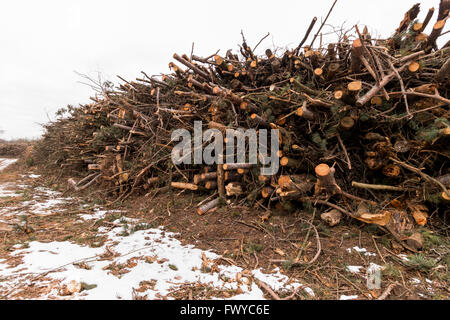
[{"x1": 35, "y1": 1, "x2": 450, "y2": 250}]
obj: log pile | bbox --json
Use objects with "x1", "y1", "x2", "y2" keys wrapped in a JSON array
[{"x1": 35, "y1": 1, "x2": 450, "y2": 249}]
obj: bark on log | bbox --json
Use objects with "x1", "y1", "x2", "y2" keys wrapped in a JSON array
[
  {"x1": 315, "y1": 163, "x2": 341, "y2": 194},
  {"x1": 197, "y1": 197, "x2": 220, "y2": 215}
]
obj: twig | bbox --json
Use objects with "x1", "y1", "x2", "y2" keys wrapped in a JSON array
[
  {"x1": 336, "y1": 133, "x2": 352, "y2": 170},
  {"x1": 388, "y1": 60, "x2": 411, "y2": 119},
  {"x1": 377, "y1": 282, "x2": 399, "y2": 300},
  {"x1": 310, "y1": 0, "x2": 338, "y2": 48},
  {"x1": 294, "y1": 17, "x2": 318, "y2": 55},
  {"x1": 388, "y1": 90, "x2": 450, "y2": 105},
  {"x1": 372, "y1": 236, "x2": 387, "y2": 265},
  {"x1": 305, "y1": 199, "x2": 354, "y2": 218},
  {"x1": 253, "y1": 32, "x2": 270, "y2": 52},
  {"x1": 351, "y1": 181, "x2": 405, "y2": 192},
  {"x1": 356, "y1": 64, "x2": 408, "y2": 106},
  {"x1": 389, "y1": 157, "x2": 450, "y2": 198},
  {"x1": 296, "y1": 217, "x2": 322, "y2": 264},
  {"x1": 256, "y1": 280, "x2": 281, "y2": 300}
]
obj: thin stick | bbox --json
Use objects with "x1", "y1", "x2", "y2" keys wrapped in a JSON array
[
  {"x1": 419, "y1": 7, "x2": 435, "y2": 32},
  {"x1": 256, "y1": 280, "x2": 281, "y2": 300},
  {"x1": 310, "y1": 0, "x2": 338, "y2": 48},
  {"x1": 253, "y1": 32, "x2": 270, "y2": 52},
  {"x1": 294, "y1": 17, "x2": 318, "y2": 55},
  {"x1": 388, "y1": 90, "x2": 450, "y2": 105},
  {"x1": 372, "y1": 236, "x2": 387, "y2": 265},
  {"x1": 388, "y1": 60, "x2": 411, "y2": 119},
  {"x1": 377, "y1": 282, "x2": 399, "y2": 300},
  {"x1": 352, "y1": 181, "x2": 405, "y2": 192},
  {"x1": 298, "y1": 217, "x2": 322, "y2": 264},
  {"x1": 356, "y1": 64, "x2": 408, "y2": 106},
  {"x1": 336, "y1": 133, "x2": 352, "y2": 170},
  {"x1": 389, "y1": 158, "x2": 450, "y2": 198}
]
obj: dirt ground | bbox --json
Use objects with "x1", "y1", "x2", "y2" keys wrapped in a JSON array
[{"x1": 0, "y1": 158, "x2": 449, "y2": 300}]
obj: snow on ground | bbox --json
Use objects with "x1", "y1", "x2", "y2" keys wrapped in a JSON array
[
  {"x1": 79, "y1": 209, "x2": 123, "y2": 221},
  {"x1": 0, "y1": 162, "x2": 71, "y2": 219},
  {"x1": 0, "y1": 158, "x2": 315, "y2": 300},
  {"x1": 0, "y1": 224, "x2": 314, "y2": 300},
  {"x1": 0, "y1": 182, "x2": 20, "y2": 198},
  {"x1": 0, "y1": 158, "x2": 17, "y2": 171},
  {"x1": 345, "y1": 265, "x2": 363, "y2": 273},
  {"x1": 346, "y1": 246, "x2": 376, "y2": 257}
]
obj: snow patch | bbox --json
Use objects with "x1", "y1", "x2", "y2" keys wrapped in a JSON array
[
  {"x1": 79, "y1": 209, "x2": 122, "y2": 221},
  {"x1": 0, "y1": 158, "x2": 17, "y2": 171},
  {"x1": 347, "y1": 246, "x2": 376, "y2": 257},
  {"x1": 345, "y1": 265, "x2": 363, "y2": 273},
  {"x1": 0, "y1": 225, "x2": 315, "y2": 300}
]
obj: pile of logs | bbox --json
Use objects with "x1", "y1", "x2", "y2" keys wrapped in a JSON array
[{"x1": 36, "y1": 1, "x2": 449, "y2": 250}]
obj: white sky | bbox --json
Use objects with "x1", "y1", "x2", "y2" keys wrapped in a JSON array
[{"x1": 0, "y1": 0, "x2": 446, "y2": 140}]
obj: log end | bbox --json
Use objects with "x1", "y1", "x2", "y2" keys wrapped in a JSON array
[{"x1": 315, "y1": 163, "x2": 331, "y2": 177}]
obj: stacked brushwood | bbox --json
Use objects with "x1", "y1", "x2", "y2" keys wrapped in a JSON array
[{"x1": 36, "y1": 1, "x2": 450, "y2": 250}]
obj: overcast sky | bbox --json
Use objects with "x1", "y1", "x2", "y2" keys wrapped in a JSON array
[{"x1": 0, "y1": 0, "x2": 446, "y2": 140}]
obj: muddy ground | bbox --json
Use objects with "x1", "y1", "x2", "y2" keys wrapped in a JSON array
[{"x1": 0, "y1": 157, "x2": 448, "y2": 300}]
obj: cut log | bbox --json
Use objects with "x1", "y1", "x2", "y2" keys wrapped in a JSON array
[
  {"x1": 321, "y1": 209, "x2": 342, "y2": 226},
  {"x1": 314, "y1": 68, "x2": 324, "y2": 77},
  {"x1": 280, "y1": 157, "x2": 302, "y2": 168},
  {"x1": 223, "y1": 163, "x2": 254, "y2": 170},
  {"x1": 327, "y1": 62, "x2": 340, "y2": 80},
  {"x1": 226, "y1": 182, "x2": 243, "y2": 196},
  {"x1": 415, "y1": 33, "x2": 428, "y2": 41},
  {"x1": 354, "y1": 203, "x2": 392, "y2": 226},
  {"x1": 408, "y1": 61, "x2": 420, "y2": 73},
  {"x1": 339, "y1": 117, "x2": 355, "y2": 131},
  {"x1": 194, "y1": 172, "x2": 218, "y2": 184},
  {"x1": 205, "y1": 180, "x2": 218, "y2": 189},
  {"x1": 426, "y1": 18, "x2": 448, "y2": 49},
  {"x1": 347, "y1": 81, "x2": 362, "y2": 93},
  {"x1": 295, "y1": 101, "x2": 314, "y2": 120},
  {"x1": 350, "y1": 39, "x2": 363, "y2": 73},
  {"x1": 261, "y1": 186, "x2": 275, "y2": 198},
  {"x1": 370, "y1": 96, "x2": 383, "y2": 106},
  {"x1": 278, "y1": 175, "x2": 314, "y2": 193},
  {"x1": 171, "y1": 182, "x2": 199, "y2": 191},
  {"x1": 147, "y1": 177, "x2": 160, "y2": 186},
  {"x1": 382, "y1": 165, "x2": 401, "y2": 177},
  {"x1": 88, "y1": 164, "x2": 101, "y2": 170},
  {"x1": 406, "y1": 232, "x2": 423, "y2": 250},
  {"x1": 224, "y1": 171, "x2": 242, "y2": 182},
  {"x1": 197, "y1": 198, "x2": 220, "y2": 215},
  {"x1": 315, "y1": 163, "x2": 341, "y2": 194},
  {"x1": 250, "y1": 113, "x2": 270, "y2": 128},
  {"x1": 413, "y1": 22, "x2": 423, "y2": 32}
]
